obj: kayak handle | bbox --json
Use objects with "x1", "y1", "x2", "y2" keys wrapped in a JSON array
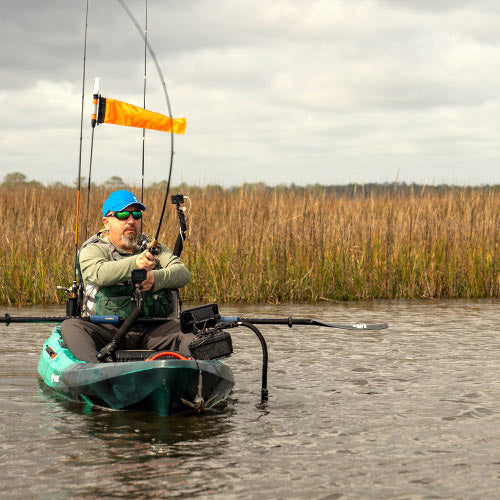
[{"x1": 146, "y1": 351, "x2": 189, "y2": 361}]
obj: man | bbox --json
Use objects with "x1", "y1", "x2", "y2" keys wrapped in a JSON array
[{"x1": 61, "y1": 189, "x2": 194, "y2": 362}]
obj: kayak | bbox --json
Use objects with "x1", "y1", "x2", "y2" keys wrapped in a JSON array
[{"x1": 37, "y1": 326, "x2": 235, "y2": 416}]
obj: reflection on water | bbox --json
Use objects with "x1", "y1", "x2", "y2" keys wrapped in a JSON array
[
  {"x1": 38, "y1": 378, "x2": 236, "y2": 449},
  {"x1": 1, "y1": 300, "x2": 500, "y2": 498}
]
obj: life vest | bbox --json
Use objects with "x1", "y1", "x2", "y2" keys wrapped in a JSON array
[{"x1": 78, "y1": 233, "x2": 174, "y2": 319}]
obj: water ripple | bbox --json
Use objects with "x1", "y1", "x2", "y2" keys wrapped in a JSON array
[{"x1": 1, "y1": 300, "x2": 500, "y2": 498}]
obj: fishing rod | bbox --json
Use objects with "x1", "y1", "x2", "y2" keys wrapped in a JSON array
[
  {"x1": 117, "y1": 0, "x2": 176, "y2": 254},
  {"x1": 66, "y1": 0, "x2": 90, "y2": 317},
  {"x1": 60, "y1": 76, "x2": 99, "y2": 315},
  {"x1": 59, "y1": 1, "x2": 186, "y2": 318},
  {"x1": 140, "y1": 0, "x2": 148, "y2": 233},
  {"x1": 0, "y1": 312, "x2": 388, "y2": 331}
]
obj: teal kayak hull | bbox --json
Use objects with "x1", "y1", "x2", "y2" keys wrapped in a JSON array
[{"x1": 38, "y1": 326, "x2": 235, "y2": 416}]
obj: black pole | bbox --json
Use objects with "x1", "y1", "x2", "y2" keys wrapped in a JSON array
[
  {"x1": 96, "y1": 269, "x2": 147, "y2": 361},
  {"x1": 238, "y1": 322, "x2": 268, "y2": 401},
  {"x1": 171, "y1": 194, "x2": 187, "y2": 256},
  {"x1": 96, "y1": 307, "x2": 142, "y2": 361}
]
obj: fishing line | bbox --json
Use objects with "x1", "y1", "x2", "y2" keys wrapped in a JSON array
[{"x1": 117, "y1": 0, "x2": 176, "y2": 245}]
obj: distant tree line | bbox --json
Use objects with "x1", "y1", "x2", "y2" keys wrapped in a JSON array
[{"x1": 2, "y1": 171, "x2": 499, "y2": 197}]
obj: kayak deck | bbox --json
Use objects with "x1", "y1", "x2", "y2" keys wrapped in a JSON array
[{"x1": 38, "y1": 326, "x2": 235, "y2": 416}]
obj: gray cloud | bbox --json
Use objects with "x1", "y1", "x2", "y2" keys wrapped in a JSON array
[
  {"x1": 0, "y1": 0, "x2": 499, "y2": 186},
  {"x1": 378, "y1": 0, "x2": 489, "y2": 13}
]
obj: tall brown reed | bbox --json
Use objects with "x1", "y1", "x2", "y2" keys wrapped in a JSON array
[{"x1": 0, "y1": 184, "x2": 498, "y2": 305}]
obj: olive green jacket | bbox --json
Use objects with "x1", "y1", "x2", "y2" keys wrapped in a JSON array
[{"x1": 79, "y1": 233, "x2": 190, "y2": 290}]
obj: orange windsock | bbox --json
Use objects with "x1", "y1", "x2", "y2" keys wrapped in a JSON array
[{"x1": 97, "y1": 97, "x2": 186, "y2": 134}]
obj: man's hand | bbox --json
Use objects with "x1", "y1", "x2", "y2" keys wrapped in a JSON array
[
  {"x1": 136, "y1": 250, "x2": 156, "y2": 271},
  {"x1": 141, "y1": 270, "x2": 155, "y2": 291}
]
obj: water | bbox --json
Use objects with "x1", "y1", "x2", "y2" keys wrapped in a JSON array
[{"x1": 1, "y1": 300, "x2": 499, "y2": 499}]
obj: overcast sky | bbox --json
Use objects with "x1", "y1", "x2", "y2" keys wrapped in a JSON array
[{"x1": 1, "y1": 0, "x2": 500, "y2": 186}]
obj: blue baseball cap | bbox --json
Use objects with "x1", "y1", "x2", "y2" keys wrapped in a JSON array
[{"x1": 102, "y1": 190, "x2": 146, "y2": 216}]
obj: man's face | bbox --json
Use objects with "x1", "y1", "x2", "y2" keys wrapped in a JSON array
[{"x1": 103, "y1": 204, "x2": 142, "y2": 251}]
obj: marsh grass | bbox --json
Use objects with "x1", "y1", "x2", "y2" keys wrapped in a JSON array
[{"x1": 0, "y1": 184, "x2": 498, "y2": 305}]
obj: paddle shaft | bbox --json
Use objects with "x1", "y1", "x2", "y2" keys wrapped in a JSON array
[
  {"x1": 1, "y1": 314, "x2": 388, "y2": 331},
  {"x1": 0, "y1": 314, "x2": 188, "y2": 326},
  {"x1": 0, "y1": 314, "x2": 118, "y2": 326},
  {"x1": 221, "y1": 317, "x2": 389, "y2": 331}
]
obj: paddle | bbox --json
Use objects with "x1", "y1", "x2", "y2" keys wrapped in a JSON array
[
  {"x1": 220, "y1": 316, "x2": 388, "y2": 331},
  {"x1": 1, "y1": 314, "x2": 388, "y2": 331}
]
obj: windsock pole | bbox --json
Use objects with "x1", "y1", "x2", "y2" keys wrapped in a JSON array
[
  {"x1": 91, "y1": 77, "x2": 100, "y2": 128},
  {"x1": 84, "y1": 77, "x2": 100, "y2": 241}
]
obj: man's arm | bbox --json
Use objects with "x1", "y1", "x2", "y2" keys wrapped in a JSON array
[
  {"x1": 151, "y1": 244, "x2": 191, "y2": 290},
  {"x1": 79, "y1": 244, "x2": 138, "y2": 286}
]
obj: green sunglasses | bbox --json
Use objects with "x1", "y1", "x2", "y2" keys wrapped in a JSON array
[{"x1": 108, "y1": 210, "x2": 143, "y2": 220}]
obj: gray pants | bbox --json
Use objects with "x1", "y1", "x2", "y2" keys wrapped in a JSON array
[{"x1": 61, "y1": 318, "x2": 195, "y2": 363}]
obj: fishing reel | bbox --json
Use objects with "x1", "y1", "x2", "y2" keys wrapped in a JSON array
[
  {"x1": 137, "y1": 234, "x2": 160, "y2": 256},
  {"x1": 145, "y1": 239, "x2": 162, "y2": 256},
  {"x1": 57, "y1": 281, "x2": 83, "y2": 316}
]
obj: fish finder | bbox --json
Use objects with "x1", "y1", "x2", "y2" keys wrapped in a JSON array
[{"x1": 180, "y1": 303, "x2": 220, "y2": 334}]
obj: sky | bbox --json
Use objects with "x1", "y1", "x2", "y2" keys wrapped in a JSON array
[{"x1": 1, "y1": 0, "x2": 500, "y2": 187}]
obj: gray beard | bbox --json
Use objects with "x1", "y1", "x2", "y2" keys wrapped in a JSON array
[{"x1": 121, "y1": 232, "x2": 140, "y2": 251}]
